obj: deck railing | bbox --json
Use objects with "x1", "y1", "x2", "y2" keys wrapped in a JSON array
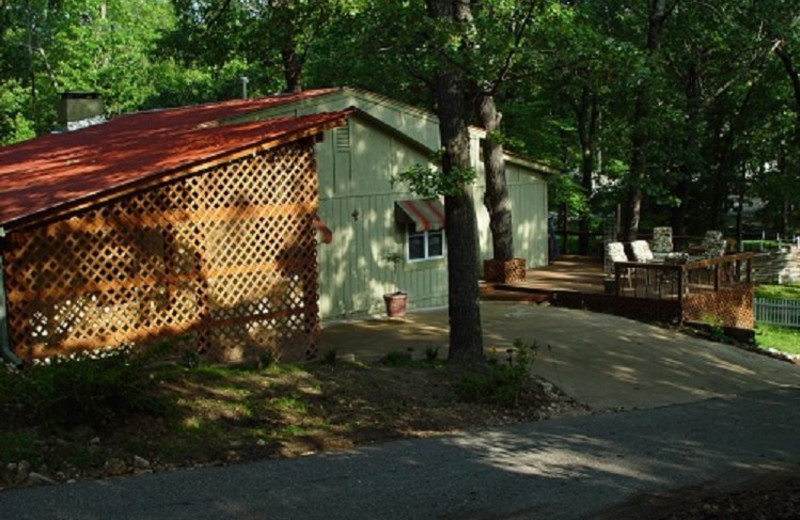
[{"x1": 613, "y1": 252, "x2": 754, "y2": 301}]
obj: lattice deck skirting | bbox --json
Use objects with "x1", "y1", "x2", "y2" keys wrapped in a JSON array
[
  {"x1": 551, "y1": 285, "x2": 753, "y2": 330},
  {"x1": 1, "y1": 141, "x2": 321, "y2": 363},
  {"x1": 682, "y1": 285, "x2": 754, "y2": 329}
]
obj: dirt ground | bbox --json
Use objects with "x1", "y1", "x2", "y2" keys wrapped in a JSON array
[{"x1": 603, "y1": 466, "x2": 800, "y2": 520}]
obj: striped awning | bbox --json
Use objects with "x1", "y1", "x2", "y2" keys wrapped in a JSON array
[{"x1": 395, "y1": 199, "x2": 445, "y2": 232}]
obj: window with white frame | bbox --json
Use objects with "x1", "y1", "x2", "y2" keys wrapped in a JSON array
[{"x1": 407, "y1": 225, "x2": 444, "y2": 261}]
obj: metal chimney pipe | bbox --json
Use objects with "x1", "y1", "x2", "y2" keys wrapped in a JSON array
[{"x1": 240, "y1": 76, "x2": 249, "y2": 99}]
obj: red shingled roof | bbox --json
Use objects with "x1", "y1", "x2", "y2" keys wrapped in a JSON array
[{"x1": 0, "y1": 88, "x2": 346, "y2": 230}]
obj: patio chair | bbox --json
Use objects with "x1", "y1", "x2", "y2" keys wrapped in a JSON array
[
  {"x1": 606, "y1": 241, "x2": 633, "y2": 288},
  {"x1": 630, "y1": 240, "x2": 654, "y2": 263},
  {"x1": 631, "y1": 240, "x2": 660, "y2": 288},
  {"x1": 651, "y1": 227, "x2": 673, "y2": 260},
  {"x1": 702, "y1": 230, "x2": 726, "y2": 258}
]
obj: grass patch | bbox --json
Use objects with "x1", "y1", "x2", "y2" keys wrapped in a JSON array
[
  {"x1": 755, "y1": 324, "x2": 800, "y2": 355},
  {"x1": 741, "y1": 240, "x2": 786, "y2": 252},
  {"x1": 271, "y1": 396, "x2": 307, "y2": 412},
  {"x1": 756, "y1": 283, "x2": 800, "y2": 301}
]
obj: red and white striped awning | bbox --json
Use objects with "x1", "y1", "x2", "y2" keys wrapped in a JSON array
[{"x1": 395, "y1": 199, "x2": 445, "y2": 232}]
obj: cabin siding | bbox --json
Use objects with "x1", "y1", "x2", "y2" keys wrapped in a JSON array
[
  {"x1": 316, "y1": 118, "x2": 445, "y2": 318},
  {"x1": 231, "y1": 89, "x2": 549, "y2": 320}
]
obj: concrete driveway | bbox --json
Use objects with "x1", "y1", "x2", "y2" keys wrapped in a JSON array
[{"x1": 319, "y1": 301, "x2": 799, "y2": 410}]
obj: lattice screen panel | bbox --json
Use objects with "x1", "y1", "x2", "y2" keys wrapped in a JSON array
[
  {"x1": 2, "y1": 142, "x2": 320, "y2": 362},
  {"x1": 682, "y1": 285, "x2": 754, "y2": 329}
]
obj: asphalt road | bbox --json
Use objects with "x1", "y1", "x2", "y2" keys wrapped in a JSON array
[{"x1": 2, "y1": 387, "x2": 800, "y2": 520}]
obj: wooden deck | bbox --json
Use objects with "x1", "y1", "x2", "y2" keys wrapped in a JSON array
[
  {"x1": 480, "y1": 254, "x2": 755, "y2": 330},
  {"x1": 480, "y1": 255, "x2": 605, "y2": 299}
]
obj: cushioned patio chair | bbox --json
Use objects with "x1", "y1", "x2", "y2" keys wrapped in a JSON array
[
  {"x1": 630, "y1": 240, "x2": 654, "y2": 263},
  {"x1": 651, "y1": 227, "x2": 673, "y2": 260},
  {"x1": 702, "y1": 230, "x2": 726, "y2": 258},
  {"x1": 606, "y1": 241, "x2": 633, "y2": 288}
]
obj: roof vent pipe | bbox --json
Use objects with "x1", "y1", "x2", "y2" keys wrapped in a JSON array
[{"x1": 240, "y1": 76, "x2": 249, "y2": 99}]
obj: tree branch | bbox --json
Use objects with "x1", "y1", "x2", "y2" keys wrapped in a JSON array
[{"x1": 775, "y1": 43, "x2": 800, "y2": 112}]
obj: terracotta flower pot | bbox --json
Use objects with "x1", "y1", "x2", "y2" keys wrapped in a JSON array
[{"x1": 383, "y1": 292, "x2": 408, "y2": 317}]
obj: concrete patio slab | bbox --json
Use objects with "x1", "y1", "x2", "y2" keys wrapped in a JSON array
[{"x1": 319, "y1": 302, "x2": 799, "y2": 410}]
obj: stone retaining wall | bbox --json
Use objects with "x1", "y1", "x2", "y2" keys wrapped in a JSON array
[{"x1": 751, "y1": 246, "x2": 800, "y2": 285}]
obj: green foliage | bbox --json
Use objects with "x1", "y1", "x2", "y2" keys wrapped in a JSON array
[
  {"x1": 548, "y1": 173, "x2": 589, "y2": 217},
  {"x1": 755, "y1": 283, "x2": 800, "y2": 301},
  {"x1": 455, "y1": 339, "x2": 538, "y2": 407},
  {"x1": 425, "y1": 346, "x2": 440, "y2": 362},
  {"x1": 258, "y1": 348, "x2": 278, "y2": 369},
  {"x1": 2, "y1": 0, "x2": 800, "y2": 238},
  {"x1": 0, "y1": 80, "x2": 35, "y2": 145},
  {"x1": 700, "y1": 314, "x2": 727, "y2": 343},
  {"x1": 322, "y1": 348, "x2": 338, "y2": 365},
  {"x1": 0, "y1": 347, "x2": 169, "y2": 430},
  {"x1": 381, "y1": 349, "x2": 415, "y2": 367},
  {"x1": 0, "y1": 431, "x2": 42, "y2": 467},
  {"x1": 392, "y1": 162, "x2": 477, "y2": 198}
]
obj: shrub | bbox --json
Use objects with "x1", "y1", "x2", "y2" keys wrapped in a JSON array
[
  {"x1": 455, "y1": 339, "x2": 538, "y2": 407},
  {"x1": 425, "y1": 346, "x2": 440, "y2": 362},
  {"x1": 321, "y1": 348, "x2": 338, "y2": 365},
  {"x1": 381, "y1": 349, "x2": 414, "y2": 366},
  {"x1": 0, "y1": 346, "x2": 170, "y2": 429}
]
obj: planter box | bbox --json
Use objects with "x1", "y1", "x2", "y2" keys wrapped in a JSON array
[{"x1": 483, "y1": 258, "x2": 527, "y2": 283}]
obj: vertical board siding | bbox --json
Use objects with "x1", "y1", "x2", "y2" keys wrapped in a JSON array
[
  {"x1": 755, "y1": 298, "x2": 800, "y2": 328},
  {"x1": 314, "y1": 109, "x2": 547, "y2": 319},
  {"x1": 473, "y1": 163, "x2": 548, "y2": 270},
  {"x1": 315, "y1": 118, "x2": 448, "y2": 319},
  {"x1": 316, "y1": 193, "x2": 446, "y2": 318}
]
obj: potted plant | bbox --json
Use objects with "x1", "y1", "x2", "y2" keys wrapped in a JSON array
[{"x1": 383, "y1": 252, "x2": 408, "y2": 317}]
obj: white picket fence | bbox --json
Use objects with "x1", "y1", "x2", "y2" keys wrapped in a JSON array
[{"x1": 755, "y1": 298, "x2": 800, "y2": 328}]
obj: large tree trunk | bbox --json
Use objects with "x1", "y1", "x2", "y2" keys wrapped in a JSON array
[
  {"x1": 427, "y1": 0, "x2": 484, "y2": 364},
  {"x1": 775, "y1": 44, "x2": 800, "y2": 235},
  {"x1": 671, "y1": 58, "x2": 701, "y2": 236},
  {"x1": 575, "y1": 86, "x2": 598, "y2": 254},
  {"x1": 622, "y1": 0, "x2": 670, "y2": 241},
  {"x1": 709, "y1": 127, "x2": 734, "y2": 231},
  {"x1": 281, "y1": 40, "x2": 303, "y2": 93},
  {"x1": 475, "y1": 93, "x2": 513, "y2": 261}
]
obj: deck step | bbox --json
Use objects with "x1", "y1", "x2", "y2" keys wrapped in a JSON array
[{"x1": 479, "y1": 283, "x2": 550, "y2": 303}]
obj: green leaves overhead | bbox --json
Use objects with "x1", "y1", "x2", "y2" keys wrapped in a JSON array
[
  {"x1": 392, "y1": 161, "x2": 478, "y2": 199},
  {"x1": 1, "y1": 0, "x2": 799, "y2": 232}
]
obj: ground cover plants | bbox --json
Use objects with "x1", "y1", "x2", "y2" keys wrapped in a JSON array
[{"x1": 0, "y1": 340, "x2": 585, "y2": 489}]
